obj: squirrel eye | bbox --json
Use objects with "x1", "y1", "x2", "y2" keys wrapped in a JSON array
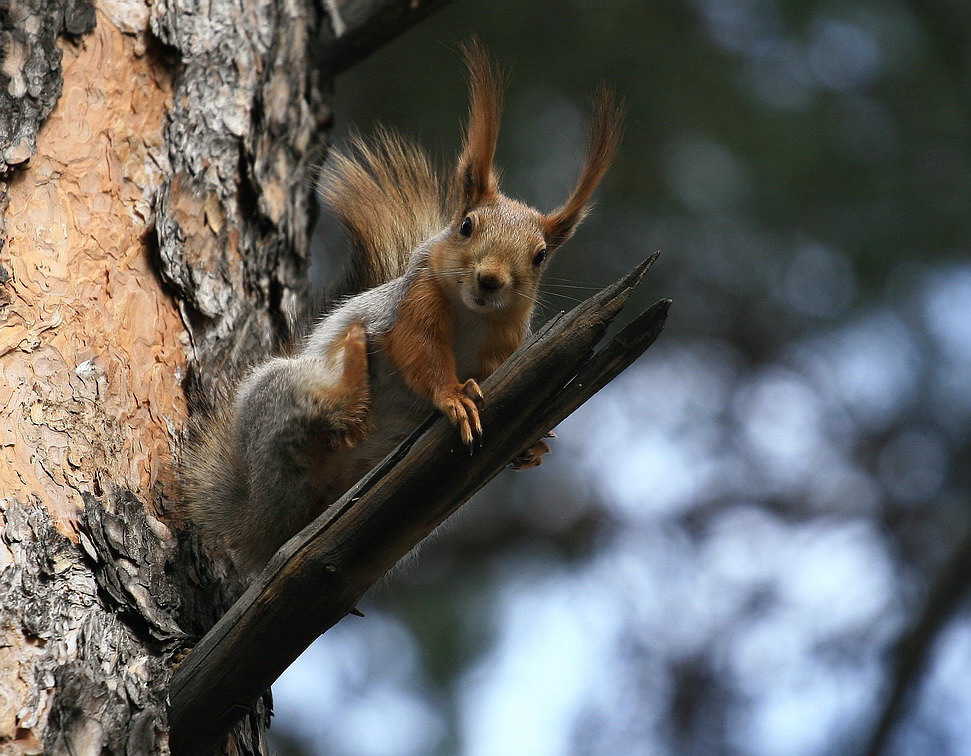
[
  {"x1": 532, "y1": 248, "x2": 548, "y2": 267},
  {"x1": 459, "y1": 216, "x2": 474, "y2": 237}
]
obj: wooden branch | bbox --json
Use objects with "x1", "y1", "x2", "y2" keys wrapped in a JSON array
[
  {"x1": 167, "y1": 254, "x2": 670, "y2": 755},
  {"x1": 318, "y1": 0, "x2": 455, "y2": 74}
]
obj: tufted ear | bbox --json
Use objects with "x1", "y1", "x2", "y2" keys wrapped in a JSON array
[
  {"x1": 543, "y1": 87, "x2": 624, "y2": 250},
  {"x1": 456, "y1": 39, "x2": 504, "y2": 212}
]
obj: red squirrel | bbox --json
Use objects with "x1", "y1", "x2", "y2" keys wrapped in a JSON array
[{"x1": 181, "y1": 41, "x2": 623, "y2": 577}]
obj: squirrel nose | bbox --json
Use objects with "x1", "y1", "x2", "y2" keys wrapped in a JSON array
[{"x1": 477, "y1": 271, "x2": 505, "y2": 292}]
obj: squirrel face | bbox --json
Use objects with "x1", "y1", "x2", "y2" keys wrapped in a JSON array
[{"x1": 430, "y1": 195, "x2": 548, "y2": 318}]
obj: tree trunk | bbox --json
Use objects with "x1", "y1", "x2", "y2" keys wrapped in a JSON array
[{"x1": 0, "y1": 0, "x2": 447, "y2": 752}]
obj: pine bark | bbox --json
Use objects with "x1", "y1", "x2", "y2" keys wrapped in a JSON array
[{"x1": 0, "y1": 0, "x2": 448, "y2": 753}]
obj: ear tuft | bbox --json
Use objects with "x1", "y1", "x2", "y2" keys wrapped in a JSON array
[
  {"x1": 456, "y1": 38, "x2": 504, "y2": 211},
  {"x1": 543, "y1": 86, "x2": 625, "y2": 250}
]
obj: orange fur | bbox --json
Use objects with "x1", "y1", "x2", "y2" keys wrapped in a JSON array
[
  {"x1": 383, "y1": 276, "x2": 458, "y2": 403},
  {"x1": 477, "y1": 318, "x2": 527, "y2": 379},
  {"x1": 307, "y1": 323, "x2": 372, "y2": 446},
  {"x1": 320, "y1": 129, "x2": 448, "y2": 292},
  {"x1": 383, "y1": 276, "x2": 485, "y2": 446},
  {"x1": 328, "y1": 323, "x2": 372, "y2": 444},
  {"x1": 302, "y1": 324, "x2": 372, "y2": 513}
]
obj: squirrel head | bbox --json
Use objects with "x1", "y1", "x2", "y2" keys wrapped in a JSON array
[
  {"x1": 430, "y1": 40, "x2": 625, "y2": 319},
  {"x1": 433, "y1": 196, "x2": 548, "y2": 317}
]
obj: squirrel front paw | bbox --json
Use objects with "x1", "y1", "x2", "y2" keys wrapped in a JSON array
[{"x1": 435, "y1": 379, "x2": 484, "y2": 449}]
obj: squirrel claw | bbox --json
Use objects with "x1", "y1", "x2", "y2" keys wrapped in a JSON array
[
  {"x1": 439, "y1": 380, "x2": 484, "y2": 451},
  {"x1": 461, "y1": 378, "x2": 485, "y2": 406}
]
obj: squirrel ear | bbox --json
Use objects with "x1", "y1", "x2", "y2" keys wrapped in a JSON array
[
  {"x1": 457, "y1": 38, "x2": 503, "y2": 210},
  {"x1": 543, "y1": 87, "x2": 624, "y2": 250}
]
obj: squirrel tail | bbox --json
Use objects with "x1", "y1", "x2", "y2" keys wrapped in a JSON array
[
  {"x1": 179, "y1": 383, "x2": 249, "y2": 564},
  {"x1": 318, "y1": 127, "x2": 449, "y2": 293}
]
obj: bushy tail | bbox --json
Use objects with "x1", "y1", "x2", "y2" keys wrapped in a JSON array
[
  {"x1": 318, "y1": 128, "x2": 449, "y2": 293},
  {"x1": 179, "y1": 394, "x2": 249, "y2": 556}
]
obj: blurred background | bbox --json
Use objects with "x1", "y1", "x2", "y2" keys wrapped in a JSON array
[{"x1": 275, "y1": 1, "x2": 971, "y2": 753}]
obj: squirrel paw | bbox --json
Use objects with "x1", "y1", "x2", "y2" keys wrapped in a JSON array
[
  {"x1": 342, "y1": 322, "x2": 368, "y2": 377},
  {"x1": 510, "y1": 430, "x2": 556, "y2": 470},
  {"x1": 331, "y1": 321, "x2": 371, "y2": 446},
  {"x1": 437, "y1": 379, "x2": 484, "y2": 449}
]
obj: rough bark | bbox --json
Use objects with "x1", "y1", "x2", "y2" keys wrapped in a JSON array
[
  {"x1": 1, "y1": 7, "x2": 192, "y2": 752},
  {"x1": 0, "y1": 0, "x2": 451, "y2": 753},
  {"x1": 0, "y1": 0, "x2": 96, "y2": 173}
]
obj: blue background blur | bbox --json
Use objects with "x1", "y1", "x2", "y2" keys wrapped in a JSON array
[{"x1": 275, "y1": 1, "x2": 971, "y2": 753}]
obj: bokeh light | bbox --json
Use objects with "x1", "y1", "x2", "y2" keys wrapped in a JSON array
[{"x1": 281, "y1": 2, "x2": 971, "y2": 754}]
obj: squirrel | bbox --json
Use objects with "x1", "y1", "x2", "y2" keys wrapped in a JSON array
[{"x1": 181, "y1": 41, "x2": 623, "y2": 578}]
